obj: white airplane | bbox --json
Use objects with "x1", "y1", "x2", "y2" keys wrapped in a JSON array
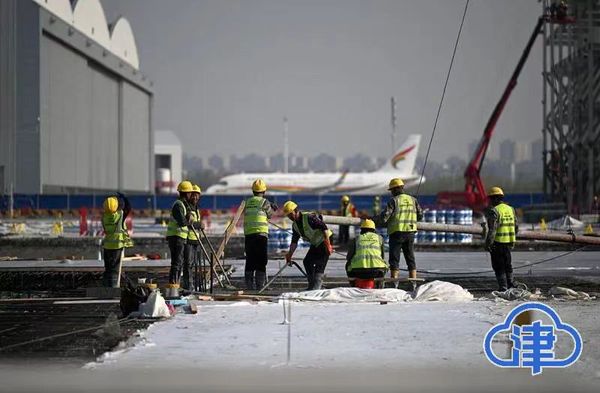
[{"x1": 204, "y1": 134, "x2": 424, "y2": 195}]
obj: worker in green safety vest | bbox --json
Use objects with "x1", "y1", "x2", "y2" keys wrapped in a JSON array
[
  {"x1": 243, "y1": 179, "x2": 277, "y2": 290},
  {"x1": 101, "y1": 192, "x2": 133, "y2": 288},
  {"x1": 166, "y1": 180, "x2": 202, "y2": 286},
  {"x1": 376, "y1": 177, "x2": 423, "y2": 281},
  {"x1": 484, "y1": 186, "x2": 518, "y2": 291},
  {"x1": 182, "y1": 184, "x2": 203, "y2": 290},
  {"x1": 345, "y1": 219, "x2": 388, "y2": 284},
  {"x1": 338, "y1": 195, "x2": 356, "y2": 245},
  {"x1": 283, "y1": 200, "x2": 333, "y2": 290}
]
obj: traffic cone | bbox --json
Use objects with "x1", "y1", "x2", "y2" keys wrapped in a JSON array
[
  {"x1": 540, "y1": 218, "x2": 547, "y2": 231},
  {"x1": 584, "y1": 224, "x2": 594, "y2": 235}
]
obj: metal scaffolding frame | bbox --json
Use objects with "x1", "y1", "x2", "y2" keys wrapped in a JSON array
[{"x1": 542, "y1": 0, "x2": 600, "y2": 214}]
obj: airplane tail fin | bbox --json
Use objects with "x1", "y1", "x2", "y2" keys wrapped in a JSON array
[{"x1": 376, "y1": 134, "x2": 421, "y2": 174}]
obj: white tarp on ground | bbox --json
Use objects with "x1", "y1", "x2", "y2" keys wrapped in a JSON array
[
  {"x1": 548, "y1": 215, "x2": 585, "y2": 230},
  {"x1": 280, "y1": 280, "x2": 473, "y2": 303}
]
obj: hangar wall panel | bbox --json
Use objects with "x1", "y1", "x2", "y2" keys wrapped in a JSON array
[
  {"x1": 41, "y1": 35, "x2": 120, "y2": 191},
  {"x1": 0, "y1": 0, "x2": 17, "y2": 194},
  {"x1": 121, "y1": 82, "x2": 151, "y2": 192}
]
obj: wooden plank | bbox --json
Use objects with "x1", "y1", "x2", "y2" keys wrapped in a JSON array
[{"x1": 215, "y1": 200, "x2": 246, "y2": 262}]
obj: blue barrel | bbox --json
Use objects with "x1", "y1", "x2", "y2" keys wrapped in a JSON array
[
  {"x1": 445, "y1": 232, "x2": 456, "y2": 243},
  {"x1": 445, "y1": 210, "x2": 456, "y2": 225},
  {"x1": 436, "y1": 210, "x2": 446, "y2": 224},
  {"x1": 436, "y1": 232, "x2": 446, "y2": 243},
  {"x1": 424, "y1": 209, "x2": 436, "y2": 223},
  {"x1": 427, "y1": 231, "x2": 437, "y2": 243},
  {"x1": 268, "y1": 230, "x2": 279, "y2": 252}
]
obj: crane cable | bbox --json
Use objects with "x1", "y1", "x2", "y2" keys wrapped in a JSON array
[{"x1": 415, "y1": 0, "x2": 470, "y2": 198}]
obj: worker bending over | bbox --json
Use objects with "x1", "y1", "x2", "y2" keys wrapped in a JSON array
[
  {"x1": 166, "y1": 181, "x2": 202, "y2": 286},
  {"x1": 484, "y1": 186, "x2": 518, "y2": 292},
  {"x1": 377, "y1": 178, "x2": 422, "y2": 280},
  {"x1": 243, "y1": 179, "x2": 277, "y2": 290},
  {"x1": 283, "y1": 201, "x2": 333, "y2": 290},
  {"x1": 101, "y1": 192, "x2": 133, "y2": 287},
  {"x1": 346, "y1": 219, "x2": 388, "y2": 285},
  {"x1": 338, "y1": 195, "x2": 356, "y2": 245},
  {"x1": 182, "y1": 184, "x2": 203, "y2": 290}
]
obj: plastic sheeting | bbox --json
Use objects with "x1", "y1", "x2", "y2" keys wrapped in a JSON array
[{"x1": 281, "y1": 280, "x2": 473, "y2": 303}]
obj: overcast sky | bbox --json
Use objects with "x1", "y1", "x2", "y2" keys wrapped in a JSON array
[{"x1": 102, "y1": 0, "x2": 543, "y2": 162}]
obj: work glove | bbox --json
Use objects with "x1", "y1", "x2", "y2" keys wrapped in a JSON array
[
  {"x1": 192, "y1": 221, "x2": 205, "y2": 230},
  {"x1": 270, "y1": 202, "x2": 279, "y2": 211}
]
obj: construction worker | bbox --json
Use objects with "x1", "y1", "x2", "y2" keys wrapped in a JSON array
[
  {"x1": 484, "y1": 186, "x2": 518, "y2": 292},
  {"x1": 166, "y1": 180, "x2": 201, "y2": 285},
  {"x1": 283, "y1": 201, "x2": 333, "y2": 290},
  {"x1": 101, "y1": 192, "x2": 133, "y2": 288},
  {"x1": 338, "y1": 195, "x2": 356, "y2": 245},
  {"x1": 243, "y1": 179, "x2": 277, "y2": 290},
  {"x1": 182, "y1": 184, "x2": 203, "y2": 290},
  {"x1": 377, "y1": 178, "x2": 422, "y2": 280},
  {"x1": 345, "y1": 219, "x2": 388, "y2": 284},
  {"x1": 372, "y1": 195, "x2": 381, "y2": 217}
]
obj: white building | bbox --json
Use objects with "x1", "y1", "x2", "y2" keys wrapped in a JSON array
[{"x1": 154, "y1": 131, "x2": 182, "y2": 194}]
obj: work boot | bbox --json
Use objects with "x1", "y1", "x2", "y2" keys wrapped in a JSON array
[
  {"x1": 255, "y1": 271, "x2": 267, "y2": 290},
  {"x1": 390, "y1": 269, "x2": 400, "y2": 279},
  {"x1": 244, "y1": 271, "x2": 255, "y2": 290},
  {"x1": 313, "y1": 273, "x2": 325, "y2": 290},
  {"x1": 409, "y1": 269, "x2": 417, "y2": 280}
]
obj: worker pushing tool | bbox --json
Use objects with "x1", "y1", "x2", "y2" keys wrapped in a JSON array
[
  {"x1": 243, "y1": 179, "x2": 277, "y2": 290},
  {"x1": 484, "y1": 186, "x2": 518, "y2": 292},
  {"x1": 338, "y1": 195, "x2": 356, "y2": 245},
  {"x1": 283, "y1": 201, "x2": 333, "y2": 290},
  {"x1": 345, "y1": 219, "x2": 388, "y2": 288},
  {"x1": 166, "y1": 180, "x2": 202, "y2": 286},
  {"x1": 376, "y1": 178, "x2": 423, "y2": 280},
  {"x1": 182, "y1": 184, "x2": 203, "y2": 290},
  {"x1": 101, "y1": 193, "x2": 133, "y2": 288}
]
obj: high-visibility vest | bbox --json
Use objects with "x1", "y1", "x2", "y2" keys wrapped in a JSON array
[
  {"x1": 348, "y1": 232, "x2": 388, "y2": 272},
  {"x1": 387, "y1": 194, "x2": 418, "y2": 234},
  {"x1": 341, "y1": 203, "x2": 354, "y2": 217},
  {"x1": 187, "y1": 209, "x2": 200, "y2": 241},
  {"x1": 292, "y1": 212, "x2": 331, "y2": 247},
  {"x1": 244, "y1": 196, "x2": 269, "y2": 235},
  {"x1": 102, "y1": 210, "x2": 132, "y2": 250},
  {"x1": 494, "y1": 203, "x2": 516, "y2": 244},
  {"x1": 166, "y1": 199, "x2": 189, "y2": 239}
]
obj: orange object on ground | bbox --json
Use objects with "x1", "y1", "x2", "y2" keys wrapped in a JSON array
[{"x1": 354, "y1": 278, "x2": 375, "y2": 289}]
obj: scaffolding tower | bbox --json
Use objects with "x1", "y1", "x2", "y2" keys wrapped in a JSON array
[{"x1": 542, "y1": 0, "x2": 600, "y2": 214}]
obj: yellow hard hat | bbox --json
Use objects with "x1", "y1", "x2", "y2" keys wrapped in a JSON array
[
  {"x1": 361, "y1": 219, "x2": 376, "y2": 230},
  {"x1": 341, "y1": 195, "x2": 350, "y2": 203},
  {"x1": 177, "y1": 180, "x2": 194, "y2": 193},
  {"x1": 192, "y1": 184, "x2": 202, "y2": 194},
  {"x1": 283, "y1": 201, "x2": 298, "y2": 215},
  {"x1": 488, "y1": 186, "x2": 504, "y2": 197},
  {"x1": 103, "y1": 196, "x2": 119, "y2": 213},
  {"x1": 252, "y1": 179, "x2": 267, "y2": 193},
  {"x1": 388, "y1": 178, "x2": 404, "y2": 190}
]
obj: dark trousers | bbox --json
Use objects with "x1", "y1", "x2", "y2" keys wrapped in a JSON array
[
  {"x1": 388, "y1": 232, "x2": 416, "y2": 271},
  {"x1": 168, "y1": 236, "x2": 186, "y2": 284},
  {"x1": 347, "y1": 268, "x2": 387, "y2": 279},
  {"x1": 338, "y1": 225, "x2": 350, "y2": 245},
  {"x1": 245, "y1": 234, "x2": 268, "y2": 273},
  {"x1": 303, "y1": 243, "x2": 330, "y2": 288},
  {"x1": 490, "y1": 242, "x2": 513, "y2": 291},
  {"x1": 103, "y1": 248, "x2": 123, "y2": 288},
  {"x1": 183, "y1": 242, "x2": 198, "y2": 290}
]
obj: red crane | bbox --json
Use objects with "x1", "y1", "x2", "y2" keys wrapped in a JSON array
[{"x1": 437, "y1": 14, "x2": 573, "y2": 211}]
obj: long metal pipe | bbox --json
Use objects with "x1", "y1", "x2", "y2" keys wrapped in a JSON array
[{"x1": 320, "y1": 215, "x2": 600, "y2": 246}]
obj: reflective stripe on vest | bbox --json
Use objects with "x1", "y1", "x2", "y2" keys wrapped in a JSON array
[
  {"x1": 187, "y1": 209, "x2": 200, "y2": 241},
  {"x1": 103, "y1": 210, "x2": 132, "y2": 249},
  {"x1": 494, "y1": 203, "x2": 516, "y2": 243},
  {"x1": 292, "y1": 212, "x2": 330, "y2": 247},
  {"x1": 244, "y1": 196, "x2": 269, "y2": 235},
  {"x1": 349, "y1": 232, "x2": 388, "y2": 272},
  {"x1": 166, "y1": 199, "x2": 189, "y2": 239},
  {"x1": 387, "y1": 194, "x2": 417, "y2": 234}
]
